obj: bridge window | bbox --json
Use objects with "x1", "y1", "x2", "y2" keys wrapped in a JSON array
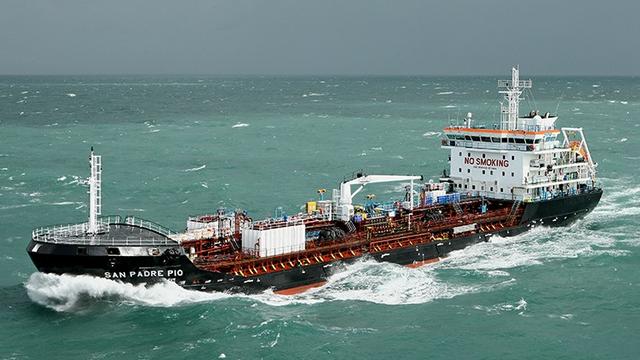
[
  {"x1": 481, "y1": 136, "x2": 491, "y2": 142},
  {"x1": 471, "y1": 136, "x2": 480, "y2": 141},
  {"x1": 465, "y1": 135, "x2": 472, "y2": 140},
  {"x1": 491, "y1": 137, "x2": 500, "y2": 142},
  {"x1": 515, "y1": 138, "x2": 525, "y2": 144},
  {"x1": 508, "y1": 138, "x2": 515, "y2": 143},
  {"x1": 501, "y1": 138, "x2": 508, "y2": 143}
]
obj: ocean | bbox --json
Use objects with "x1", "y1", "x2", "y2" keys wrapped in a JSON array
[{"x1": 0, "y1": 75, "x2": 638, "y2": 359}]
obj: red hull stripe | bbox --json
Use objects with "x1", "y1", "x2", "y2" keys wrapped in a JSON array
[
  {"x1": 405, "y1": 257, "x2": 440, "y2": 268},
  {"x1": 274, "y1": 281, "x2": 328, "y2": 295}
]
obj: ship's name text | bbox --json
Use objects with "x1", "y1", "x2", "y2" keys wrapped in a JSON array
[{"x1": 104, "y1": 269, "x2": 184, "y2": 279}]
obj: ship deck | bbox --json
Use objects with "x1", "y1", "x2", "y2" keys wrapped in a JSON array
[{"x1": 32, "y1": 216, "x2": 177, "y2": 246}]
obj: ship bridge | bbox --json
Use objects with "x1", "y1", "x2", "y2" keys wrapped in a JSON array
[{"x1": 441, "y1": 66, "x2": 597, "y2": 202}]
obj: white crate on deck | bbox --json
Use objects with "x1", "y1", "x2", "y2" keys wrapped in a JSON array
[{"x1": 242, "y1": 224, "x2": 306, "y2": 257}]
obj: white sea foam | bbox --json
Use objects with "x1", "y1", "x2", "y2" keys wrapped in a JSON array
[
  {"x1": 422, "y1": 131, "x2": 440, "y2": 137},
  {"x1": 183, "y1": 165, "x2": 206, "y2": 172},
  {"x1": 437, "y1": 91, "x2": 454, "y2": 95},
  {"x1": 25, "y1": 183, "x2": 633, "y2": 311},
  {"x1": 25, "y1": 273, "x2": 232, "y2": 312},
  {"x1": 232, "y1": 123, "x2": 249, "y2": 128},
  {"x1": 66, "y1": 93, "x2": 76, "y2": 97}
]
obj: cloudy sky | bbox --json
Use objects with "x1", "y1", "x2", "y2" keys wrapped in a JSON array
[{"x1": 1, "y1": 0, "x2": 638, "y2": 75}]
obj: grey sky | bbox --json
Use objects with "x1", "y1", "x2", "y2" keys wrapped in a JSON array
[{"x1": 1, "y1": 0, "x2": 639, "y2": 75}]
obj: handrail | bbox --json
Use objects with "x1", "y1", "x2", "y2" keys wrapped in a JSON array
[
  {"x1": 31, "y1": 215, "x2": 178, "y2": 246},
  {"x1": 123, "y1": 216, "x2": 177, "y2": 236}
]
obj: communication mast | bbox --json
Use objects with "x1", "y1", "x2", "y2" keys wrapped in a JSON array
[
  {"x1": 498, "y1": 65, "x2": 532, "y2": 130},
  {"x1": 87, "y1": 147, "x2": 102, "y2": 234}
]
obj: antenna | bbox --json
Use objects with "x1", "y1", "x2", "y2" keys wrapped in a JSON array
[
  {"x1": 498, "y1": 65, "x2": 532, "y2": 130},
  {"x1": 87, "y1": 147, "x2": 102, "y2": 234}
]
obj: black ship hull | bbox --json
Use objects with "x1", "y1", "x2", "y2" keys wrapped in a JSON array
[{"x1": 27, "y1": 189, "x2": 603, "y2": 294}]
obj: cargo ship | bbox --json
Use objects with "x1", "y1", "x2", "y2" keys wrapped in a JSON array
[{"x1": 27, "y1": 67, "x2": 602, "y2": 294}]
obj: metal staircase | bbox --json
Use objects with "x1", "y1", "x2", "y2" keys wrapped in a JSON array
[
  {"x1": 345, "y1": 220, "x2": 357, "y2": 233},
  {"x1": 452, "y1": 202, "x2": 463, "y2": 215},
  {"x1": 507, "y1": 200, "x2": 522, "y2": 224}
]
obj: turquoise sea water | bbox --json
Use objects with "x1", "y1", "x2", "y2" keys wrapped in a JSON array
[{"x1": 0, "y1": 75, "x2": 639, "y2": 359}]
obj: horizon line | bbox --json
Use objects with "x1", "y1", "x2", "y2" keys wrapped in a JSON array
[{"x1": 0, "y1": 72, "x2": 638, "y2": 78}]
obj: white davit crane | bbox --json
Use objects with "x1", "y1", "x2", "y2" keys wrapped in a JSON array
[{"x1": 337, "y1": 174, "x2": 423, "y2": 221}]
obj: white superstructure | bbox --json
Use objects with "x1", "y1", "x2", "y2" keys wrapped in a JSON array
[{"x1": 442, "y1": 66, "x2": 597, "y2": 202}]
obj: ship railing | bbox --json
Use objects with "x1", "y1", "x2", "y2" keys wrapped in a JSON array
[
  {"x1": 31, "y1": 215, "x2": 122, "y2": 240},
  {"x1": 32, "y1": 236, "x2": 178, "y2": 246},
  {"x1": 123, "y1": 216, "x2": 177, "y2": 237},
  {"x1": 250, "y1": 216, "x2": 306, "y2": 230},
  {"x1": 32, "y1": 215, "x2": 179, "y2": 245}
]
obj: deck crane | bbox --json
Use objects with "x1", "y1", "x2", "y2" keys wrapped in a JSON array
[{"x1": 336, "y1": 174, "x2": 423, "y2": 221}]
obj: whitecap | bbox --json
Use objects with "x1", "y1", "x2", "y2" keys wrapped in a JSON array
[
  {"x1": 183, "y1": 165, "x2": 206, "y2": 172},
  {"x1": 66, "y1": 93, "x2": 77, "y2": 97},
  {"x1": 422, "y1": 131, "x2": 441, "y2": 137},
  {"x1": 437, "y1": 91, "x2": 454, "y2": 95},
  {"x1": 232, "y1": 123, "x2": 249, "y2": 128}
]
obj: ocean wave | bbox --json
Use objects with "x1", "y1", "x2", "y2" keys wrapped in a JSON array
[
  {"x1": 183, "y1": 165, "x2": 206, "y2": 172},
  {"x1": 24, "y1": 260, "x2": 479, "y2": 312},
  {"x1": 422, "y1": 131, "x2": 441, "y2": 137},
  {"x1": 25, "y1": 185, "x2": 631, "y2": 312},
  {"x1": 232, "y1": 123, "x2": 249, "y2": 128},
  {"x1": 25, "y1": 273, "x2": 232, "y2": 312}
]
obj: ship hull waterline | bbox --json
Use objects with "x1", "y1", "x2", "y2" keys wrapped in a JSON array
[{"x1": 27, "y1": 190, "x2": 602, "y2": 294}]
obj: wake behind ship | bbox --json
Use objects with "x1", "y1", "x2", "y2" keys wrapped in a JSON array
[{"x1": 27, "y1": 67, "x2": 602, "y2": 294}]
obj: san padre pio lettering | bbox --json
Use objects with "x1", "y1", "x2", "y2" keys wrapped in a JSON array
[
  {"x1": 104, "y1": 269, "x2": 184, "y2": 279},
  {"x1": 464, "y1": 157, "x2": 509, "y2": 168}
]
